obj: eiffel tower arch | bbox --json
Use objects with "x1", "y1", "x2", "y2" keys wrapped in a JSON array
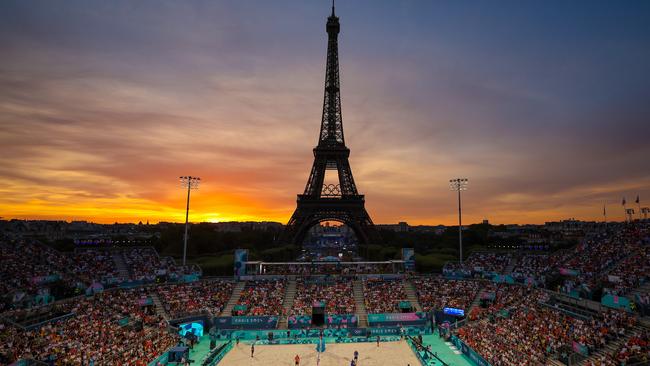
[{"x1": 280, "y1": 5, "x2": 381, "y2": 247}]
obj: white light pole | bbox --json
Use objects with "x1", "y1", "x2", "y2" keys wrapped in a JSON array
[
  {"x1": 180, "y1": 176, "x2": 200, "y2": 266},
  {"x1": 449, "y1": 178, "x2": 468, "y2": 265}
]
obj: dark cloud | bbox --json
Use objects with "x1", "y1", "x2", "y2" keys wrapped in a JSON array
[{"x1": 0, "y1": 0, "x2": 649, "y2": 224}]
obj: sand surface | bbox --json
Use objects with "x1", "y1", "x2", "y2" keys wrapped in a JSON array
[{"x1": 219, "y1": 340, "x2": 421, "y2": 366}]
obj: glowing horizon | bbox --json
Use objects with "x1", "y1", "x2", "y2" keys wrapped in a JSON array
[{"x1": 1, "y1": 1, "x2": 649, "y2": 226}]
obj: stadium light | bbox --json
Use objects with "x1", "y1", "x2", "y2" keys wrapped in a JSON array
[
  {"x1": 449, "y1": 178, "x2": 468, "y2": 265},
  {"x1": 179, "y1": 176, "x2": 200, "y2": 266}
]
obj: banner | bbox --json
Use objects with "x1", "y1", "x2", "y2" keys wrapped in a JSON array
[
  {"x1": 234, "y1": 249, "x2": 248, "y2": 277},
  {"x1": 607, "y1": 275, "x2": 621, "y2": 283},
  {"x1": 492, "y1": 275, "x2": 515, "y2": 284},
  {"x1": 364, "y1": 274, "x2": 404, "y2": 280},
  {"x1": 601, "y1": 294, "x2": 632, "y2": 311},
  {"x1": 288, "y1": 314, "x2": 358, "y2": 329},
  {"x1": 288, "y1": 315, "x2": 311, "y2": 329},
  {"x1": 348, "y1": 327, "x2": 401, "y2": 336},
  {"x1": 138, "y1": 297, "x2": 153, "y2": 306},
  {"x1": 572, "y1": 341, "x2": 589, "y2": 356},
  {"x1": 326, "y1": 314, "x2": 357, "y2": 327},
  {"x1": 367, "y1": 312, "x2": 427, "y2": 327},
  {"x1": 214, "y1": 316, "x2": 278, "y2": 329},
  {"x1": 402, "y1": 248, "x2": 415, "y2": 271},
  {"x1": 559, "y1": 268, "x2": 580, "y2": 276},
  {"x1": 399, "y1": 301, "x2": 412, "y2": 310},
  {"x1": 32, "y1": 274, "x2": 60, "y2": 285}
]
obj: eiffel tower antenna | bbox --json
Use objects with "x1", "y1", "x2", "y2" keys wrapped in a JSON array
[{"x1": 280, "y1": 4, "x2": 380, "y2": 248}]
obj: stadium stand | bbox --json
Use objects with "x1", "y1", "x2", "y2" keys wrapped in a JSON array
[
  {"x1": 291, "y1": 278, "x2": 355, "y2": 315},
  {"x1": 155, "y1": 280, "x2": 234, "y2": 319},
  {"x1": 234, "y1": 279, "x2": 286, "y2": 316},
  {"x1": 413, "y1": 277, "x2": 480, "y2": 312},
  {"x1": 362, "y1": 278, "x2": 408, "y2": 313}
]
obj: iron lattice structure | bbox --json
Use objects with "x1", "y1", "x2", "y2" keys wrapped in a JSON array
[{"x1": 280, "y1": 6, "x2": 381, "y2": 246}]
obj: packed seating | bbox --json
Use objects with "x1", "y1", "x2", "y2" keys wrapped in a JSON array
[
  {"x1": 0, "y1": 288, "x2": 176, "y2": 365},
  {"x1": 260, "y1": 262, "x2": 396, "y2": 275},
  {"x1": 235, "y1": 280, "x2": 286, "y2": 316},
  {"x1": 413, "y1": 277, "x2": 480, "y2": 312},
  {"x1": 467, "y1": 283, "x2": 529, "y2": 321},
  {"x1": 602, "y1": 245, "x2": 650, "y2": 296},
  {"x1": 457, "y1": 287, "x2": 635, "y2": 366},
  {"x1": 70, "y1": 249, "x2": 123, "y2": 284},
  {"x1": 156, "y1": 280, "x2": 234, "y2": 318},
  {"x1": 592, "y1": 331, "x2": 649, "y2": 366},
  {"x1": 123, "y1": 248, "x2": 186, "y2": 281},
  {"x1": 556, "y1": 227, "x2": 645, "y2": 295},
  {"x1": 0, "y1": 241, "x2": 72, "y2": 296},
  {"x1": 443, "y1": 253, "x2": 513, "y2": 278},
  {"x1": 124, "y1": 247, "x2": 162, "y2": 281},
  {"x1": 363, "y1": 278, "x2": 407, "y2": 313},
  {"x1": 511, "y1": 254, "x2": 554, "y2": 282},
  {"x1": 292, "y1": 279, "x2": 355, "y2": 315},
  {"x1": 464, "y1": 252, "x2": 513, "y2": 274}
]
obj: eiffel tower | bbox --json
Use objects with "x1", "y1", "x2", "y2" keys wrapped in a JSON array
[{"x1": 280, "y1": 4, "x2": 381, "y2": 247}]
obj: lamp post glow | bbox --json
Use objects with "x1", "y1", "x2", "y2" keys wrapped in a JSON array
[
  {"x1": 179, "y1": 176, "x2": 200, "y2": 266},
  {"x1": 449, "y1": 178, "x2": 468, "y2": 265}
]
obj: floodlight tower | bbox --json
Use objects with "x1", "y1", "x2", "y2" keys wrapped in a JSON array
[
  {"x1": 180, "y1": 176, "x2": 200, "y2": 266},
  {"x1": 449, "y1": 178, "x2": 468, "y2": 265}
]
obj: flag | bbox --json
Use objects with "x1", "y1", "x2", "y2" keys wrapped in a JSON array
[
  {"x1": 636, "y1": 195, "x2": 640, "y2": 204},
  {"x1": 622, "y1": 197, "x2": 626, "y2": 206}
]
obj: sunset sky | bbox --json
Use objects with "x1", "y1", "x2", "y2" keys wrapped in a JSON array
[{"x1": 1, "y1": 1, "x2": 649, "y2": 225}]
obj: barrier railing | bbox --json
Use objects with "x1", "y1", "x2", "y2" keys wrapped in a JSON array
[
  {"x1": 450, "y1": 335, "x2": 492, "y2": 366},
  {"x1": 406, "y1": 335, "x2": 449, "y2": 366},
  {"x1": 202, "y1": 340, "x2": 232, "y2": 366}
]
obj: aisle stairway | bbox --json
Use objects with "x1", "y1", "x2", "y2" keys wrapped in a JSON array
[
  {"x1": 111, "y1": 252, "x2": 131, "y2": 281},
  {"x1": 628, "y1": 280, "x2": 650, "y2": 302},
  {"x1": 503, "y1": 254, "x2": 519, "y2": 275},
  {"x1": 403, "y1": 279, "x2": 423, "y2": 312},
  {"x1": 279, "y1": 279, "x2": 297, "y2": 329},
  {"x1": 466, "y1": 289, "x2": 484, "y2": 317},
  {"x1": 149, "y1": 291, "x2": 169, "y2": 321},
  {"x1": 578, "y1": 324, "x2": 647, "y2": 365},
  {"x1": 352, "y1": 280, "x2": 368, "y2": 327},
  {"x1": 220, "y1": 281, "x2": 246, "y2": 316}
]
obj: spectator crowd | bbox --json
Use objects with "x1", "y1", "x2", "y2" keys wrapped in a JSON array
[
  {"x1": 156, "y1": 280, "x2": 234, "y2": 318},
  {"x1": 413, "y1": 277, "x2": 480, "y2": 312},
  {"x1": 363, "y1": 278, "x2": 407, "y2": 313},
  {"x1": 458, "y1": 287, "x2": 636, "y2": 366},
  {"x1": 0, "y1": 288, "x2": 176, "y2": 365},
  {"x1": 292, "y1": 279, "x2": 355, "y2": 315},
  {"x1": 234, "y1": 280, "x2": 286, "y2": 316}
]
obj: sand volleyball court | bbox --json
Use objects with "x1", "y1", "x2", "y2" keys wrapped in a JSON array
[{"x1": 218, "y1": 340, "x2": 421, "y2": 366}]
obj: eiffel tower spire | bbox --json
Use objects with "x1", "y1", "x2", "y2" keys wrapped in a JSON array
[
  {"x1": 320, "y1": 0, "x2": 343, "y2": 145},
  {"x1": 279, "y1": 5, "x2": 381, "y2": 248}
]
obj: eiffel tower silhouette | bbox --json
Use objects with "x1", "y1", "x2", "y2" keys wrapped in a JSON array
[{"x1": 280, "y1": 4, "x2": 381, "y2": 247}]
